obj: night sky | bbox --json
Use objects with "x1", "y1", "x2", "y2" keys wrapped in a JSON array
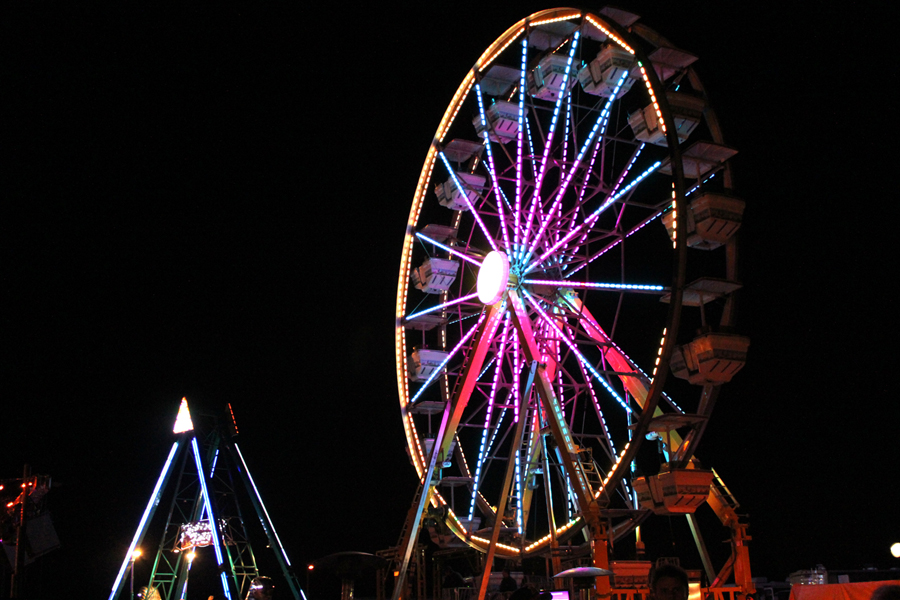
[{"x1": 4, "y1": 2, "x2": 898, "y2": 599}]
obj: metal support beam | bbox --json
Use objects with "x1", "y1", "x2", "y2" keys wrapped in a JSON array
[{"x1": 476, "y1": 360, "x2": 538, "y2": 600}]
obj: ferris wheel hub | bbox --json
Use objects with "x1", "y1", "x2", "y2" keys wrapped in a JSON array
[{"x1": 477, "y1": 251, "x2": 511, "y2": 305}]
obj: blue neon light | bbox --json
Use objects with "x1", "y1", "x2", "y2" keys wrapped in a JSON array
[
  {"x1": 108, "y1": 442, "x2": 181, "y2": 600},
  {"x1": 191, "y1": 437, "x2": 232, "y2": 600},
  {"x1": 234, "y1": 443, "x2": 294, "y2": 568}
]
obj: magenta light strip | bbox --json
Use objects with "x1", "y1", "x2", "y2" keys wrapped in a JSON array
[
  {"x1": 438, "y1": 152, "x2": 499, "y2": 253},
  {"x1": 523, "y1": 160, "x2": 661, "y2": 276},
  {"x1": 525, "y1": 32, "x2": 582, "y2": 253},
  {"x1": 474, "y1": 84, "x2": 512, "y2": 251},
  {"x1": 469, "y1": 313, "x2": 511, "y2": 518},
  {"x1": 409, "y1": 310, "x2": 490, "y2": 404},
  {"x1": 406, "y1": 292, "x2": 480, "y2": 322},
  {"x1": 514, "y1": 39, "x2": 528, "y2": 253},
  {"x1": 523, "y1": 279, "x2": 664, "y2": 292},
  {"x1": 565, "y1": 207, "x2": 662, "y2": 278},
  {"x1": 523, "y1": 72, "x2": 628, "y2": 268},
  {"x1": 512, "y1": 326, "x2": 522, "y2": 423},
  {"x1": 522, "y1": 290, "x2": 630, "y2": 413},
  {"x1": 416, "y1": 232, "x2": 483, "y2": 267}
]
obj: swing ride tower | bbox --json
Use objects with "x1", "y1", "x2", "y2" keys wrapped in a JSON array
[{"x1": 107, "y1": 398, "x2": 305, "y2": 600}]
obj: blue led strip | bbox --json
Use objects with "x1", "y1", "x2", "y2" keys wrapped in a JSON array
[
  {"x1": 191, "y1": 437, "x2": 233, "y2": 600},
  {"x1": 234, "y1": 443, "x2": 293, "y2": 567},
  {"x1": 405, "y1": 292, "x2": 479, "y2": 322},
  {"x1": 523, "y1": 32, "x2": 581, "y2": 256},
  {"x1": 523, "y1": 71, "x2": 629, "y2": 267},
  {"x1": 522, "y1": 290, "x2": 631, "y2": 413},
  {"x1": 108, "y1": 441, "x2": 181, "y2": 600},
  {"x1": 523, "y1": 160, "x2": 662, "y2": 276},
  {"x1": 474, "y1": 84, "x2": 512, "y2": 251},
  {"x1": 438, "y1": 152, "x2": 499, "y2": 253},
  {"x1": 416, "y1": 232, "x2": 483, "y2": 267}
]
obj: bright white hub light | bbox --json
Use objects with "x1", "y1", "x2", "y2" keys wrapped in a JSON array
[
  {"x1": 891, "y1": 542, "x2": 900, "y2": 558},
  {"x1": 477, "y1": 251, "x2": 510, "y2": 305}
]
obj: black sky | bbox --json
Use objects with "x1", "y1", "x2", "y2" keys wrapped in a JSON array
[{"x1": 4, "y1": 2, "x2": 898, "y2": 599}]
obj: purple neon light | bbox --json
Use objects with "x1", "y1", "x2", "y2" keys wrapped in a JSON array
[
  {"x1": 474, "y1": 84, "x2": 512, "y2": 251},
  {"x1": 438, "y1": 152, "x2": 499, "y2": 253},
  {"x1": 524, "y1": 32, "x2": 582, "y2": 251},
  {"x1": 566, "y1": 172, "x2": 718, "y2": 278},
  {"x1": 416, "y1": 232, "x2": 483, "y2": 267},
  {"x1": 469, "y1": 314, "x2": 512, "y2": 518},
  {"x1": 108, "y1": 441, "x2": 180, "y2": 600},
  {"x1": 523, "y1": 279, "x2": 664, "y2": 292},
  {"x1": 564, "y1": 141, "x2": 645, "y2": 272},
  {"x1": 521, "y1": 290, "x2": 631, "y2": 413},
  {"x1": 405, "y1": 292, "x2": 479, "y2": 322},
  {"x1": 564, "y1": 206, "x2": 663, "y2": 278}
]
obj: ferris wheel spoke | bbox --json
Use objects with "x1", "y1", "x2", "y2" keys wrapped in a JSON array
[
  {"x1": 409, "y1": 310, "x2": 490, "y2": 405},
  {"x1": 522, "y1": 159, "x2": 663, "y2": 277},
  {"x1": 522, "y1": 32, "x2": 581, "y2": 252},
  {"x1": 557, "y1": 291, "x2": 689, "y2": 417},
  {"x1": 437, "y1": 151, "x2": 499, "y2": 253},
  {"x1": 521, "y1": 289, "x2": 631, "y2": 414},
  {"x1": 405, "y1": 292, "x2": 480, "y2": 322},
  {"x1": 523, "y1": 71, "x2": 630, "y2": 267},
  {"x1": 522, "y1": 279, "x2": 665, "y2": 293},
  {"x1": 474, "y1": 84, "x2": 513, "y2": 251},
  {"x1": 565, "y1": 204, "x2": 667, "y2": 277},
  {"x1": 514, "y1": 38, "x2": 528, "y2": 252},
  {"x1": 416, "y1": 232, "x2": 483, "y2": 267},
  {"x1": 469, "y1": 314, "x2": 511, "y2": 518},
  {"x1": 574, "y1": 358, "x2": 619, "y2": 464}
]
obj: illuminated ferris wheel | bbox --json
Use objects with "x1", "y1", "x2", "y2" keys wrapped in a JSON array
[{"x1": 394, "y1": 6, "x2": 750, "y2": 592}]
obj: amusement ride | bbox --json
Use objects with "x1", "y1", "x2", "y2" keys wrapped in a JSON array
[
  {"x1": 393, "y1": 6, "x2": 750, "y2": 600},
  {"x1": 107, "y1": 399, "x2": 305, "y2": 600}
]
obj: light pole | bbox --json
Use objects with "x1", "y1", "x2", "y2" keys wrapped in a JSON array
[{"x1": 130, "y1": 549, "x2": 142, "y2": 600}]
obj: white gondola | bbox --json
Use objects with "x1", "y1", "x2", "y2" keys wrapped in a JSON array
[
  {"x1": 578, "y1": 45, "x2": 637, "y2": 97},
  {"x1": 411, "y1": 258, "x2": 459, "y2": 294},
  {"x1": 528, "y1": 53, "x2": 577, "y2": 102},
  {"x1": 435, "y1": 172, "x2": 486, "y2": 211},
  {"x1": 408, "y1": 347, "x2": 450, "y2": 382},
  {"x1": 627, "y1": 91, "x2": 705, "y2": 146},
  {"x1": 472, "y1": 101, "x2": 519, "y2": 144}
]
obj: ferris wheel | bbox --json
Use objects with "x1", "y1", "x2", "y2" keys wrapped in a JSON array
[{"x1": 394, "y1": 6, "x2": 749, "y2": 590}]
